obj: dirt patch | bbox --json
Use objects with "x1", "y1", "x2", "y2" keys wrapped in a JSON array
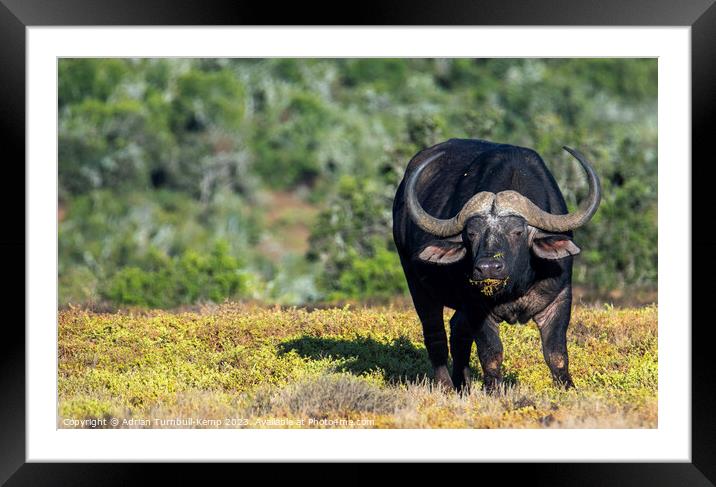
[{"x1": 258, "y1": 190, "x2": 320, "y2": 261}]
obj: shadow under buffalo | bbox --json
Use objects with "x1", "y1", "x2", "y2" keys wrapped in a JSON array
[{"x1": 277, "y1": 335, "x2": 432, "y2": 384}]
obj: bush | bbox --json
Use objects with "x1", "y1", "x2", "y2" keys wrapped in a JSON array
[
  {"x1": 59, "y1": 59, "x2": 250, "y2": 201},
  {"x1": 331, "y1": 241, "x2": 408, "y2": 301},
  {"x1": 252, "y1": 91, "x2": 333, "y2": 188},
  {"x1": 102, "y1": 241, "x2": 253, "y2": 308},
  {"x1": 308, "y1": 175, "x2": 397, "y2": 297},
  {"x1": 58, "y1": 190, "x2": 264, "y2": 307}
]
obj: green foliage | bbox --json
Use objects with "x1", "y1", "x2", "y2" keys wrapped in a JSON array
[
  {"x1": 252, "y1": 91, "x2": 333, "y2": 188},
  {"x1": 59, "y1": 59, "x2": 250, "y2": 201},
  {"x1": 331, "y1": 241, "x2": 408, "y2": 301},
  {"x1": 171, "y1": 68, "x2": 245, "y2": 132},
  {"x1": 59, "y1": 59, "x2": 134, "y2": 107},
  {"x1": 58, "y1": 189, "x2": 264, "y2": 306},
  {"x1": 102, "y1": 241, "x2": 252, "y2": 307},
  {"x1": 59, "y1": 58, "x2": 657, "y2": 307},
  {"x1": 308, "y1": 175, "x2": 404, "y2": 300}
]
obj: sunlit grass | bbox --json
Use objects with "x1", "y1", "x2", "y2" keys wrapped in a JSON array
[{"x1": 58, "y1": 303, "x2": 657, "y2": 428}]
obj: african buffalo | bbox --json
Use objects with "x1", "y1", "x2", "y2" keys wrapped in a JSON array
[{"x1": 392, "y1": 139, "x2": 601, "y2": 391}]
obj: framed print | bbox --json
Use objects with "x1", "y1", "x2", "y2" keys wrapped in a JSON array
[{"x1": 3, "y1": 0, "x2": 715, "y2": 481}]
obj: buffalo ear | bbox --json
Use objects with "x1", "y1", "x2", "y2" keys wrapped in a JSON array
[
  {"x1": 531, "y1": 231, "x2": 581, "y2": 260},
  {"x1": 416, "y1": 239, "x2": 467, "y2": 265}
]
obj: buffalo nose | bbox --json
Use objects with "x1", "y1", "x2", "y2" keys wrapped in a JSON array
[{"x1": 475, "y1": 259, "x2": 505, "y2": 278}]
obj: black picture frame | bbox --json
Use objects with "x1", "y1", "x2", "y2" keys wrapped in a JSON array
[{"x1": 2, "y1": 0, "x2": 714, "y2": 482}]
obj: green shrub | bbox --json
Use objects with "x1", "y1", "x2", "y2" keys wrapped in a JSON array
[
  {"x1": 331, "y1": 241, "x2": 408, "y2": 301},
  {"x1": 308, "y1": 175, "x2": 398, "y2": 298},
  {"x1": 252, "y1": 91, "x2": 334, "y2": 188},
  {"x1": 103, "y1": 241, "x2": 252, "y2": 308},
  {"x1": 59, "y1": 59, "x2": 250, "y2": 201}
]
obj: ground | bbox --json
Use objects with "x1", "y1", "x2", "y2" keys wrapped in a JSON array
[{"x1": 58, "y1": 303, "x2": 657, "y2": 428}]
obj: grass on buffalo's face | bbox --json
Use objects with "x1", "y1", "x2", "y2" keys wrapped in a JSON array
[{"x1": 58, "y1": 303, "x2": 657, "y2": 428}]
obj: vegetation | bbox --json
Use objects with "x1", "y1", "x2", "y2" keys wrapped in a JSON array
[
  {"x1": 103, "y1": 241, "x2": 255, "y2": 308},
  {"x1": 57, "y1": 60, "x2": 658, "y2": 429},
  {"x1": 59, "y1": 58, "x2": 657, "y2": 308},
  {"x1": 58, "y1": 304, "x2": 657, "y2": 428}
]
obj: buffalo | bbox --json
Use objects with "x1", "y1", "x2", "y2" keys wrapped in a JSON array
[{"x1": 392, "y1": 139, "x2": 601, "y2": 391}]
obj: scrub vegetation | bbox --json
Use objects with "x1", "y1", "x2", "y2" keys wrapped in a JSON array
[
  {"x1": 58, "y1": 303, "x2": 657, "y2": 428},
  {"x1": 58, "y1": 58, "x2": 657, "y2": 308},
  {"x1": 58, "y1": 59, "x2": 658, "y2": 429}
]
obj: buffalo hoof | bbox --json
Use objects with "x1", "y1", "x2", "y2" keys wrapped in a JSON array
[
  {"x1": 452, "y1": 367, "x2": 471, "y2": 393},
  {"x1": 555, "y1": 376, "x2": 575, "y2": 390},
  {"x1": 482, "y1": 377, "x2": 504, "y2": 395},
  {"x1": 433, "y1": 365, "x2": 454, "y2": 390}
]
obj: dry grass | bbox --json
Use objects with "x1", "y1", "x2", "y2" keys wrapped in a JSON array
[{"x1": 58, "y1": 303, "x2": 657, "y2": 428}]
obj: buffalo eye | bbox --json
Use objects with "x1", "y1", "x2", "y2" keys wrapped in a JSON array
[
  {"x1": 467, "y1": 230, "x2": 479, "y2": 239},
  {"x1": 511, "y1": 229, "x2": 524, "y2": 237}
]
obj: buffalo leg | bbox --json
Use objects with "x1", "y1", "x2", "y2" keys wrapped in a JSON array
[
  {"x1": 471, "y1": 312, "x2": 504, "y2": 393},
  {"x1": 405, "y1": 278, "x2": 452, "y2": 389},
  {"x1": 534, "y1": 291, "x2": 575, "y2": 389},
  {"x1": 449, "y1": 311, "x2": 473, "y2": 392}
]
